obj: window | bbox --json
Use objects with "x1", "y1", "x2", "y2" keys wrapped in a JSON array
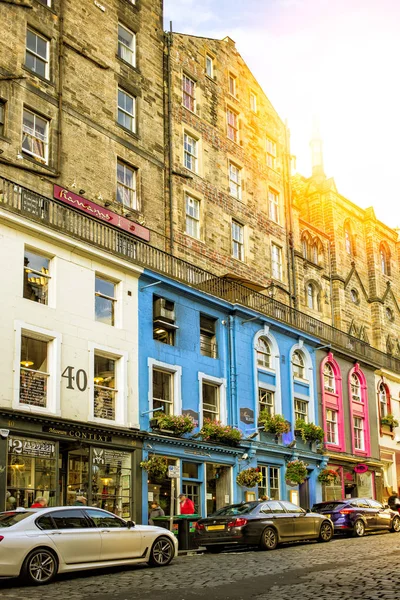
[
  {"x1": 118, "y1": 24, "x2": 136, "y2": 66},
  {"x1": 256, "y1": 337, "x2": 271, "y2": 369},
  {"x1": 259, "y1": 466, "x2": 279, "y2": 500},
  {"x1": 22, "y1": 108, "x2": 49, "y2": 164},
  {"x1": 271, "y1": 244, "x2": 282, "y2": 280},
  {"x1": 117, "y1": 88, "x2": 135, "y2": 132},
  {"x1": 258, "y1": 388, "x2": 274, "y2": 416},
  {"x1": 323, "y1": 363, "x2": 335, "y2": 392},
  {"x1": 50, "y1": 510, "x2": 89, "y2": 529},
  {"x1": 350, "y1": 289, "x2": 360, "y2": 304},
  {"x1": 380, "y1": 244, "x2": 390, "y2": 275},
  {"x1": 292, "y1": 350, "x2": 305, "y2": 379},
  {"x1": 351, "y1": 373, "x2": 361, "y2": 401},
  {"x1": 0, "y1": 100, "x2": 4, "y2": 137},
  {"x1": 185, "y1": 194, "x2": 200, "y2": 239},
  {"x1": 232, "y1": 220, "x2": 244, "y2": 261},
  {"x1": 93, "y1": 354, "x2": 117, "y2": 420},
  {"x1": 302, "y1": 237, "x2": 309, "y2": 259},
  {"x1": 20, "y1": 336, "x2": 49, "y2": 408},
  {"x1": 95, "y1": 276, "x2": 116, "y2": 326},
  {"x1": 353, "y1": 417, "x2": 364, "y2": 450},
  {"x1": 266, "y1": 137, "x2": 276, "y2": 169},
  {"x1": 386, "y1": 307, "x2": 394, "y2": 322},
  {"x1": 307, "y1": 283, "x2": 320, "y2": 311},
  {"x1": 25, "y1": 29, "x2": 49, "y2": 79},
  {"x1": 202, "y1": 382, "x2": 219, "y2": 421},
  {"x1": 227, "y1": 108, "x2": 238, "y2": 142},
  {"x1": 228, "y1": 162, "x2": 241, "y2": 199},
  {"x1": 86, "y1": 509, "x2": 126, "y2": 528},
  {"x1": 295, "y1": 399, "x2": 308, "y2": 423},
  {"x1": 153, "y1": 369, "x2": 173, "y2": 415},
  {"x1": 228, "y1": 74, "x2": 236, "y2": 96},
  {"x1": 344, "y1": 223, "x2": 353, "y2": 255},
  {"x1": 183, "y1": 132, "x2": 198, "y2": 172},
  {"x1": 378, "y1": 383, "x2": 388, "y2": 418},
  {"x1": 116, "y1": 160, "x2": 137, "y2": 208},
  {"x1": 153, "y1": 296, "x2": 177, "y2": 345},
  {"x1": 326, "y1": 409, "x2": 338, "y2": 444},
  {"x1": 23, "y1": 248, "x2": 50, "y2": 304},
  {"x1": 268, "y1": 190, "x2": 279, "y2": 223},
  {"x1": 200, "y1": 314, "x2": 217, "y2": 358},
  {"x1": 206, "y1": 55, "x2": 214, "y2": 78},
  {"x1": 250, "y1": 92, "x2": 257, "y2": 112},
  {"x1": 182, "y1": 74, "x2": 196, "y2": 112}
]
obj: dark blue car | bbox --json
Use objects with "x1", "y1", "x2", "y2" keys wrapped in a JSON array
[{"x1": 311, "y1": 497, "x2": 400, "y2": 537}]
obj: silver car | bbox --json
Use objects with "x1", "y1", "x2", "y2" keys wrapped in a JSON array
[{"x1": 0, "y1": 506, "x2": 178, "y2": 585}]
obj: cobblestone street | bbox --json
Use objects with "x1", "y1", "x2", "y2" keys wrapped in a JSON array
[{"x1": 0, "y1": 531, "x2": 399, "y2": 600}]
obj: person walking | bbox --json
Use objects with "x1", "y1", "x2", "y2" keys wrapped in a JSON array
[
  {"x1": 31, "y1": 496, "x2": 48, "y2": 508},
  {"x1": 148, "y1": 501, "x2": 165, "y2": 525},
  {"x1": 73, "y1": 495, "x2": 87, "y2": 506},
  {"x1": 179, "y1": 493, "x2": 195, "y2": 515}
]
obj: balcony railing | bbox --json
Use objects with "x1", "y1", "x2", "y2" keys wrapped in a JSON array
[{"x1": 1, "y1": 175, "x2": 400, "y2": 372}]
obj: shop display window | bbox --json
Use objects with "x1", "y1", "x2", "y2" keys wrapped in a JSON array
[{"x1": 91, "y1": 448, "x2": 131, "y2": 519}]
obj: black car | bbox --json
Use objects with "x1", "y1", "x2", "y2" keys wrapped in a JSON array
[
  {"x1": 194, "y1": 500, "x2": 333, "y2": 552},
  {"x1": 311, "y1": 497, "x2": 400, "y2": 537}
]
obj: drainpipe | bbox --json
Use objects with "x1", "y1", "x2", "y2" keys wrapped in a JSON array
[
  {"x1": 228, "y1": 315, "x2": 238, "y2": 428},
  {"x1": 165, "y1": 22, "x2": 174, "y2": 255}
]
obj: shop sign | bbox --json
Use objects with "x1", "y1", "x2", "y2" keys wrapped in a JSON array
[
  {"x1": 354, "y1": 464, "x2": 368, "y2": 474},
  {"x1": 9, "y1": 437, "x2": 55, "y2": 458},
  {"x1": 21, "y1": 189, "x2": 49, "y2": 221},
  {"x1": 43, "y1": 426, "x2": 112, "y2": 443},
  {"x1": 240, "y1": 408, "x2": 254, "y2": 425},
  {"x1": 168, "y1": 465, "x2": 180, "y2": 478},
  {"x1": 92, "y1": 448, "x2": 128, "y2": 465},
  {"x1": 53, "y1": 185, "x2": 150, "y2": 242},
  {"x1": 184, "y1": 449, "x2": 211, "y2": 457}
]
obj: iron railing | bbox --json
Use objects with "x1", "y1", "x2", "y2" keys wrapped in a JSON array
[{"x1": 1, "y1": 175, "x2": 399, "y2": 372}]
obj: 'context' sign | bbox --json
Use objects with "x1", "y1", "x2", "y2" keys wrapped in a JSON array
[{"x1": 53, "y1": 185, "x2": 150, "y2": 242}]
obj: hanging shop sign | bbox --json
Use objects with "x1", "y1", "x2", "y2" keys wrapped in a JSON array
[
  {"x1": 9, "y1": 437, "x2": 55, "y2": 458},
  {"x1": 53, "y1": 185, "x2": 150, "y2": 242},
  {"x1": 92, "y1": 448, "x2": 128, "y2": 466},
  {"x1": 240, "y1": 408, "x2": 255, "y2": 425},
  {"x1": 354, "y1": 464, "x2": 368, "y2": 474},
  {"x1": 42, "y1": 425, "x2": 112, "y2": 443}
]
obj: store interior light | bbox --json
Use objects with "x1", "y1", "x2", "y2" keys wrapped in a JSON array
[
  {"x1": 11, "y1": 457, "x2": 25, "y2": 470},
  {"x1": 20, "y1": 360, "x2": 34, "y2": 368},
  {"x1": 94, "y1": 376, "x2": 105, "y2": 384}
]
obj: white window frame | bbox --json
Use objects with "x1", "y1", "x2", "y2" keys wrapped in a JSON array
[
  {"x1": 198, "y1": 372, "x2": 227, "y2": 427},
  {"x1": 258, "y1": 384, "x2": 275, "y2": 417},
  {"x1": 183, "y1": 132, "x2": 198, "y2": 172},
  {"x1": 26, "y1": 28, "x2": 49, "y2": 79},
  {"x1": 148, "y1": 358, "x2": 182, "y2": 418},
  {"x1": 354, "y1": 416, "x2": 364, "y2": 450},
  {"x1": 326, "y1": 409, "x2": 338, "y2": 444},
  {"x1": 23, "y1": 246, "x2": 53, "y2": 306},
  {"x1": 118, "y1": 23, "x2": 136, "y2": 67},
  {"x1": 89, "y1": 342, "x2": 127, "y2": 426},
  {"x1": 228, "y1": 74, "x2": 236, "y2": 96},
  {"x1": 379, "y1": 383, "x2": 388, "y2": 418},
  {"x1": 227, "y1": 108, "x2": 238, "y2": 142},
  {"x1": 117, "y1": 160, "x2": 137, "y2": 209},
  {"x1": 323, "y1": 363, "x2": 336, "y2": 393},
  {"x1": 295, "y1": 398, "x2": 309, "y2": 423},
  {"x1": 266, "y1": 137, "x2": 276, "y2": 169},
  {"x1": 232, "y1": 220, "x2": 244, "y2": 261},
  {"x1": 268, "y1": 189, "x2": 279, "y2": 223},
  {"x1": 206, "y1": 55, "x2": 214, "y2": 78},
  {"x1": 271, "y1": 243, "x2": 283, "y2": 281},
  {"x1": 229, "y1": 162, "x2": 241, "y2": 199},
  {"x1": 351, "y1": 373, "x2": 361, "y2": 402},
  {"x1": 13, "y1": 321, "x2": 61, "y2": 416},
  {"x1": 292, "y1": 350, "x2": 306, "y2": 380},
  {"x1": 259, "y1": 465, "x2": 280, "y2": 500},
  {"x1": 182, "y1": 74, "x2": 196, "y2": 112},
  {"x1": 22, "y1": 108, "x2": 49, "y2": 164},
  {"x1": 185, "y1": 193, "x2": 200, "y2": 239},
  {"x1": 117, "y1": 88, "x2": 136, "y2": 133}
]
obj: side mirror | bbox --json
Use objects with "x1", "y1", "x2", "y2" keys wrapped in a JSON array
[{"x1": 127, "y1": 520, "x2": 135, "y2": 529}]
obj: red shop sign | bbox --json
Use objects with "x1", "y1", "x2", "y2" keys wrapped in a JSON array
[
  {"x1": 354, "y1": 464, "x2": 368, "y2": 474},
  {"x1": 54, "y1": 185, "x2": 150, "y2": 242}
]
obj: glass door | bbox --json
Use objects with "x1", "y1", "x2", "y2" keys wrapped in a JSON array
[{"x1": 67, "y1": 448, "x2": 89, "y2": 505}]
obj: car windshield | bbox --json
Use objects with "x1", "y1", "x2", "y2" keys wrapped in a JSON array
[
  {"x1": 0, "y1": 511, "x2": 33, "y2": 527},
  {"x1": 312, "y1": 502, "x2": 347, "y2": 512},
  {"x1": 210, "y1": 503, "x2": 258, "y2": 516}
]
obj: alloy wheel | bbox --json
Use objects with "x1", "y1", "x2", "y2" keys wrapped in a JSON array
[
  {"x1": 262, "y1": 527, "x2": 278, "y2": 550},
  {"x1": 353, "y1": 519, "x2": 365, "y2": 537},
  {"x1": 150, "y1": 537, "x2": 174, "y2": 566},
  {"x1": 392, "y1": 516, "x2": 400, "y2": 532},
  {"x1": 27, "y1": 550, "x2": 56, "y2": 584},
  {"x1": 319, "y1": 521, "x2": 333, "y2": 542}
]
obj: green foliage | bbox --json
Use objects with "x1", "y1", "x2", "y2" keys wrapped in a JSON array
[
  {"x1": 199, "y1": 419, "x2": 243, "y2": 445},
  {"x1": 317, "y1": 468, "x2": 339, "y2": 484},
  {"x1": 152, "y1": 413, "x2": 195, "y2": 435},
  {"x1": 236, "y1": 467, "x2": 263, "y2": 488},
  {"x1": 285, "y1": 460, "x2": 308, "y2": 485},
  {"x1": 381, "y1": 414, "x2": 399, "y2": 428},
  {"x1": 260, "y1": 412, "x2": 291, "y2": 435},
  {"x1": 139, "y1": 455, "x2": 168, "y2": 480},
  {"x1": 295, "y1": 419, "x2": 324, "y2": 444}
]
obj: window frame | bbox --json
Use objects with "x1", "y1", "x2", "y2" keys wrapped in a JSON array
[
  {"x1": 22, "y1": 107, "x2": 49, "y2": 164},
  {"x1": 325, "y1": 409, "x2": 338, "y2": 444},
  {"x1": 266, "y1": 137, "x2": 276, "y2": 169},
  {"x1": 226, "y1": 108, "x2": 239, "y2": 143},
  {"x1": 183, "y1": 132, "x2": 198, "y2": 173},
  {"x1": 292, "y1": 350, "x2": 305, "y2": 379},
  {"x1": 148, "y1": 358, "x2": 182, "y2": 418},
  {"x1": 232, "y1": 219, "x2": 244, "y2": 261},
  {"x1": 295, "y1": 398, "x2": 309, "y2": 423},
  {"x1": 353, "y1": 416, "x2": 364, "y2": 451},
  {"x1": 259, "y1": 465, "x2": 280, "y2": 500},
  {"x1": 205, "y1": 54, "x2": 214, "y2": 78},
  {"x1": 117, "y1": 23, "x2": 136, "y2": 67},
  {"x1": 200, "y1": 314, "x2": 218, "y2": 359},
  {"x1": 116, "y1": 159, "x2": 137, "y2": 209},
  {"x1": 258, "y1": 387, "x2": 274, "y2": 417},
  {"x1": 268, "y1": 189, "x2": 279, "y2": 223},
  {"x1": 228, "y1": 73, "x2": 236, "y2": 96},
  {"x1": 228, "y1": 161, "x2": 241, "y2": 199},
  {"x1": 198, "y1": 372, "x2": 227, "y2": 427},
  {"x1": 182, "y1": 74, "x2": 196, "y2": 113},
  {"x1": 271, "y1": 243, "x2": 283, "y2": 281},
  {"x1": 89, "y1": 343, "x2": 127, "y2": 426},
  {"x1": 95, "y1": 274, "x2": 117, "y2": 327},
  {"x1": 185, "y1": 193, "x2": 200, "y2": 239},
  {"x1": 23, "y1": 247, "x2": 51, "y2": 305},
  {"x1": 256, "y1": 337, "x2": 271, "y2": 370},
  {"x1": 323, "y1": 363, "x2": 335, "y2": 393},
  {"x1": 25, "y1": 28, "x2": 50, "y2": 80},
  {"x1": 117, "y1": 88, "x2": 136, "y2": 133}
]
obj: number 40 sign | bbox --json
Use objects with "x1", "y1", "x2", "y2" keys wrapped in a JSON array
[{"x1": 62, "y1": 366, "x2": 88, "y2": 392}]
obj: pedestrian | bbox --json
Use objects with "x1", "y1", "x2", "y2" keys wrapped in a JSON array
[
  {"x1": 31, "y1": 496, "x2": 48, "y2": 508},
  {"x1": 73, "y1": 495, "x2": 87, "y2": 506},
  {"x1": 148, "y1": 501, "x2": 165, "y2": 525},
  {"x1": 179, "y1": 493, "x2": 195, "y2": 515}
]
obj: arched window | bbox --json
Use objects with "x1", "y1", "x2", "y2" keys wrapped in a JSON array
[
  {"x1": 306, "y1": 282, "x2": 321, "y2": 311},
  {"x1": 302, "y1": 238, "x2": 308, "y2": 260},
  {"x1": 323, "y1": 363, "x2": 335, "y2": 393},
  {"x1": 256, "y1": 337, "x2": 271, "y2": 369},
  {"x1": 344, "y1": 221, "x2": 353, "y2": 255},
  {"x1": 378, "y1": 383, "x2": 388, "y2": 417},
  {"x1": 292, "y1": 350, "x2": 305, "y2": 379},
  {"x1": 311, "y1": 243, "x2": 318, "y2": 264},
  {"x1": 350, "y1": 373, "x2": 361, "y2": 402},
  {"x1": 379, "y1": 242, "x2": 390, "y2": 275}
]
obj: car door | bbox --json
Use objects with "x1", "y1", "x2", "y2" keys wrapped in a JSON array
[
  {"x1": 352, "y1": 499, "x2": 374, "y2": 529},
  {"x1": 367, "y1": 499, "x2": 392, "y2": 529},
  {"x1": 39, "y1": 509, "x2": 101, "y2": 564},
  {"x1": 280, "y1": 501, "x2": 317, "y2": 538},
  {"x1": 85, "y1": 508, "x2": 143, "y2": 560},
  {"x1": 262, "y1": 501, "x2": 294, "y2": 539}
]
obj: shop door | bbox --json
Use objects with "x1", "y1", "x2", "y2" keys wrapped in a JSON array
[
  {"x1": 299, "y1": 479, "x2": 310, "y2": 510},
  {"x1": 67, "y1": 447, "x2": 89, "y2": 505},
  {"x1": 206, "y1": 464, "x2": 231, "y2": 516}
]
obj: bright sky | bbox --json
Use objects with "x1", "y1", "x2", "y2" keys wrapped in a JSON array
[{"x1": 164, "y1": 0, "x2": 400, "y2": 229}]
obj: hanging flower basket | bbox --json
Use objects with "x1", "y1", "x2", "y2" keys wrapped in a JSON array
[
  {"x1": 236, "y1": 467, "x2": 263, "y2": 488},
  {"x1": 295, "y1": 419, "x2": 324, "y2": 444},
  {"x1": 285, "y1": 460, "x2": 308, "y2": 485},
  {"x1": 317, "y1": 468, "x2": 339, "y2": 484},
  {"x1": 139, "y1": 455, "x2": 168, "y2": 480},
  {"x1": 150, "y1": 413, "x2": 195, "y2": 435},
  {"x1": 199, "y1": 419, "x2": 243, "y2": 446},
  {"x1": 381, "y1": 414, "x2": 399, "y2": 429},
  {"x1": 259, "y1": 412, "x2": 290, "y2": 435}
]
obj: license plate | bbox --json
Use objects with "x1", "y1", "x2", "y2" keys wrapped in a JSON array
[{"x1": 207, "y1": 525, "x2": 225, "y2": 531}]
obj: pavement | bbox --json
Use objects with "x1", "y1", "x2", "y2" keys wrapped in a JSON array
[{"x1": 0, "y1": 531, "x2": 399, "y2": 599}]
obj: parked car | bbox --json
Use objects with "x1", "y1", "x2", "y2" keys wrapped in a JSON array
[
  {"x1": 311, "y1": 497, "x2": 400, "y2": 537},
  {"x1": 194, "y1": 500, "x2": 333, "y2": 552},
  {"x1": 0, "y1": 506, "x2": 178, "y2": 585}
]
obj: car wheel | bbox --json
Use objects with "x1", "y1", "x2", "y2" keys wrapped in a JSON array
[
  {"x1": 205, "y1": 546, "x2": 224, "y2": 553},
  {"x1": 148, "y1": 536, "x2": 175, "y2": 567},
  {"x1": 260, "y1": 527, "x2": 278, "y2": 551},
  {"x1": 21, "y1": 548, "x2": 58, "y2": 585},
  {"x1": 391, "y1": 516, "x2": 400, "y2": 533},
  {"x1": 353, "y1": 519, "x2": 365, "y2": 537},
  {"x1": 318, "y1": 521, "x2": 333, "y2": 542}
]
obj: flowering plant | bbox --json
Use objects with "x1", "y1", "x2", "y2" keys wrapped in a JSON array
[
  {"x1": 260, "y1": 412, "x2": 291, "y2": 435},
  {"x1": 199, "y1": 419, "x2": 243, "y2": 445},
  {"x1": 381, "y1": 414, "x2": 399, "y2": 428},
  {"x1": 285, "y1": 460, "x2": 308, "y2": 485},
  {"x1": 139, "y1": 455, "x2": 168, "y2": 480},
  {"x1": 317, "y1": 468, "x2": 339, "y2": 484},
  {"x1": 151, "y1": 413, "x2": 195, "y2": 435},
  {"x1": 295, "y1": 419, "x2": 324, "y2": 444},
  {"x1": 236, "y1": 467, "x2": 263, "y2": 488}
]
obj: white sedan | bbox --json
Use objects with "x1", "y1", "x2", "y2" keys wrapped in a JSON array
[{"x1": 0, "y1": 506, "x2": 178, "y2": 585}]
